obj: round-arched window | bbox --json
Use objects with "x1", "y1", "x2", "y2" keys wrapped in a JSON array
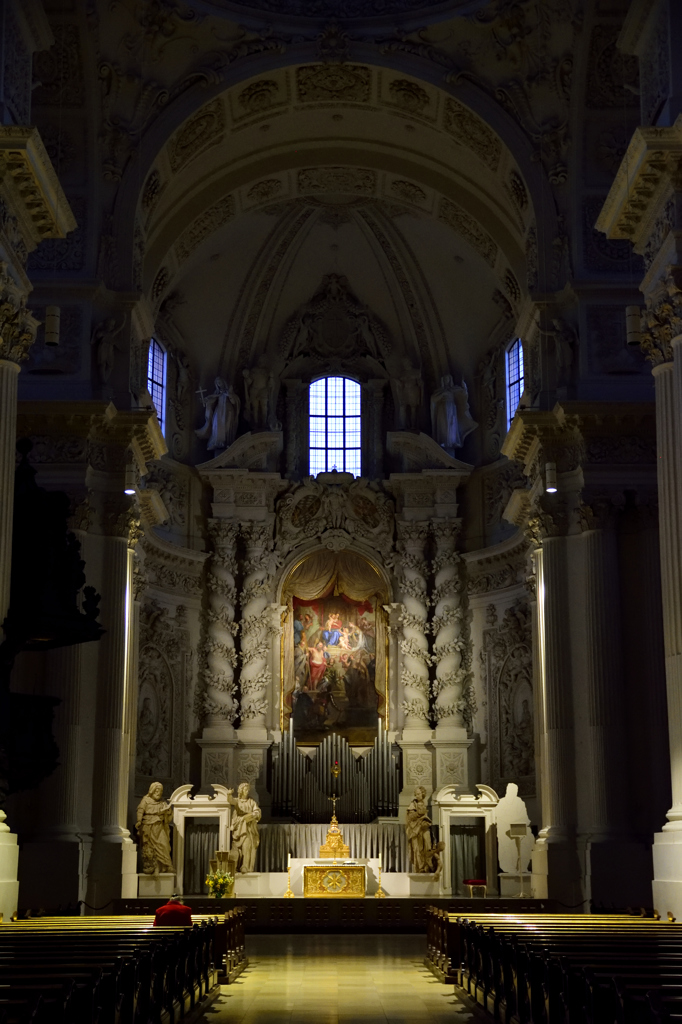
[{"x1": 309, "y1": 376, "x2": 361, "y2": 477}]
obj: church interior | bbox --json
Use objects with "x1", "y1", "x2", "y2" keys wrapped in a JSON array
[{"x1": 2, "y1": 0, "x2": 682, "y2": 1020}]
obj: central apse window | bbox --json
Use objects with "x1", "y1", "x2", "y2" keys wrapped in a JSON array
[{"x1": 309, "y1": 376, "x2": 361, "y2": 477}]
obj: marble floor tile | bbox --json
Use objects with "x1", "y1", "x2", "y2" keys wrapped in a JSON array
[{"x1": 200, "y1": 934, "x2": 475, "y2": 1022}]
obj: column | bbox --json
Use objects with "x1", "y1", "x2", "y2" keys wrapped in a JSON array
[
  {"x1": 651, "y1": 349, "x2": 682, "y2": 915},
  {"x1": 85, "y1": 501, "x2": 139, "y2": 910},
  {"x1": 0, "y1": 359, "x2": 19, "y2": 636},
  {"x1": 198, "y1": 520, "x2": 239, "y2": 787},
  {"x1": 237, "y1": 521, "x2": 276, "y2": 808},
  {"x1": 531, "y1": 528, "x2": 581, "y2": 904},
  {"x1": 396, "y1": 521, "x2": 434, "y2": 811},
  {"x1": 431, "y1": 519, "x2": 472, "y2": 791},
  {"x1": 578, "y1": 503, "x2": 646, "y2": 904}
]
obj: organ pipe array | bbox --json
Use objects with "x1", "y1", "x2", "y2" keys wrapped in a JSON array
[{"x1": 269, "y1": 722, "x2": 401, "y2": 823}]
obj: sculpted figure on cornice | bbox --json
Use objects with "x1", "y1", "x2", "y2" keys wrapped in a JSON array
[
  {"x1": 196, "y1": 377, "x2": 241, "y2": 451},
  {"x1": 276, "y1": 476, "x2": 394, "y2": 555}
]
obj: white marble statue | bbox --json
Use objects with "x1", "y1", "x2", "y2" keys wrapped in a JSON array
[
  {"x1": 91, "y1": 316, "x2": 125, "y2": 384},
  {"x1": 227, "y1": 782, "x2": 262, "y2": 873},
  {"x1": 495, "y1": 782, "x2": 534, "y2": 874},
  {"x1": 136, "y1": 781, "x2": 174, "y2": 876},
  {"x1": 243, "y1": 360, "x2": 277, "y2": 431},
  {"x1": 430, "y1": 374, "x2": 478, "y2": 450},
  {"x1": 393, "y1": 359, "x2": 423, "y2": 430},
  {"x1": 195, "y1": 376, "x2": 240, "y2": 451},
  {"x1": 406, "y1": 786, "x2": 432, "y2": 873}
]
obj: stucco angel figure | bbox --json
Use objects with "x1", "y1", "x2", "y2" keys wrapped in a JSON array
[
  {"x1": 195, "y1": 376, "x2": 240, "y2": 451},
  {"x1": 406, "y1": 785, "x2": 433, "y2": 873},
  {"x1": 91, "y1": 316, "x2": 125, "y2": 384},
  {"x1": 393, "y1": 359, "x2": 423, "y2": 429},
  {"x1": 136, "y1": 781, "x2": 174, "y2": 876},
  {"x1": 227, "y1": 782, "x2": 262, "y2": 873},
  {"x1": 430, "y1": 374, "x2": 478, "y2": 451}
]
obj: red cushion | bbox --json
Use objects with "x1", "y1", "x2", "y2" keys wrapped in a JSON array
[
  {"x1": 463, "y1": 879, "x2": 487, "y2": 886},
  {"x1": 153, "y1": 902, "x2": 193, "y2": 927}
]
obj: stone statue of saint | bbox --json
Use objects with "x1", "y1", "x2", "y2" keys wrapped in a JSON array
[
  {"x1": 91, "y1": 316, "x2": 125, "y2": 384},
  {"x1": 227, "y1": 782, "x2": 262, "y2": 873},
  {"x1": 136, "y1": 781, "x2": 174, "y2": 876},
  {"x1": 243, "y1": 360, "x2": 277, "y2": 431},
  {"x1": 393, "y1": 359, "x2": 423, "y2": 429},
  {"x1": 195, "y1": 376, "x2": 240, "y2": 451},
  {"x1": 406, "y1": 785, "x2": 432, "y2": 873},
  {"x1": 430, "y1": 374, "x2": 478, "y2": 451}
]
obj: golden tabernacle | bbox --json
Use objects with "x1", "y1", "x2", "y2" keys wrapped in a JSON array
[
  {"x1": 304, "y1": 865, "x2": 366, "y2": 898},
  {"x1": 318, "y1": 814, "x2": 350, "y2": 858}
]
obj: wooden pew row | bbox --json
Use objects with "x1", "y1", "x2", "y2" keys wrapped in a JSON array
[
  {"x1": 424, "y1": 909, "x2": 682, "y2": 1024},
  {"x1": 0, "y1": 907, "x2": 248, "y2": 1024}
]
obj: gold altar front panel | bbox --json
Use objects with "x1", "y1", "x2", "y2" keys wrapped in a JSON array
[{"x1": 304, "y1": 865, "x2": 365, "y2": 898}]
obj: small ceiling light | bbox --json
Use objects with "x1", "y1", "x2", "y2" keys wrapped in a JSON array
[
  {"x1": 124, "y1": 465, "x2": 136, "y2": 495},
  {"x1": 545, "y1": 462, "x2": 557, "y2": 493},
  {"x1": 625, "y1": 305, "x2": 642, "y2": 347},
  {"x1": 44, "y1": 305, "x2": 60, "y2": 347}
]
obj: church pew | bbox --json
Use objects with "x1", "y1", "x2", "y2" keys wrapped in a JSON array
[
  {"x1": 0, "y1": 916, "x2": 227, "y2": 1023},
  {"x1": 424, "y1": 911, "x2": 682, "y2": 1023}
]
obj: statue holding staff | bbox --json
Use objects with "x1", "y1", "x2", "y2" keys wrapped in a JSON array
[{"x1": 136, "y1": 781, "x2": 174, "y2": 876}]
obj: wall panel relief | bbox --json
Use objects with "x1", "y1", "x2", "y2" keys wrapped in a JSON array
[
  {"x1": 481, "y1": 600, "x2": 534, "y2": 799},
  {"x1": 135, "y1": 601, "x2": 192, "y2": 797}
]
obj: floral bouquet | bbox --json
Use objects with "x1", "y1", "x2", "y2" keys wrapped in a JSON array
[{"x1": 205, "y1": 869, "x2": 235, "y2": 898}]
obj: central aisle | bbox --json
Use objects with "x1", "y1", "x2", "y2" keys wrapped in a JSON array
[{"x1": 204, "y1": 933, "x2": 476, "y2": 1023}]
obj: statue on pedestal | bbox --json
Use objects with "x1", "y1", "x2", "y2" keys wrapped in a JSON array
[
  {"x1": 406, "y1": 785, "x2": 433, "y2": 873},
  {"x1": 243, "y1": 359, "x2": 279, "y2": 431},
  {"x1": 430, "y1": 374, "x2": 478, "y2": 451},
  {"x1": 136, "y1": 781, "x2": 174, "y2": 876},
  {"x1": 195, "y1": 376, "x2": 240, "y2": 451},
  {"x1": 393, "y1": 359, "x2": 423, "y2": 430},
  {"x1": 227, "y1": 782, "x2": 261, "y2": 873}
]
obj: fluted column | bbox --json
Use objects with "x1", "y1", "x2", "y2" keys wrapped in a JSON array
[
  {"x1": 579, "y1": 503, "x2": 626, "y2": 836},
  {"x1": 431, "y1": 520, "x2": 465, "y2": 728},
  {"x1": 651, "y1": 356, "x2": 682, "y2": 825},
  {"x1": 396, "y1": 521, "x2": 431, "y2": 728},
  {"x1": 238, "y1": 521, "x2": 276, "y2": 730},
  {"x1": 201, "y1": 520, "x2": 239, "y2": 726},
  {"x1": 0, "y1": 360, "x2": 19, "y2": 635}
]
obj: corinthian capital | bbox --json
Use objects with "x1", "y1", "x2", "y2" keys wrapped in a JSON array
[
  {"x1": 0, "y1": 263, "x2": 39, "y2": 364},
  {"x1": 640, "y1": 267, "x2": 682, "y2": 365}
]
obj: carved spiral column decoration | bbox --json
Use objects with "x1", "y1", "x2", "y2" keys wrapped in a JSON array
[
  {"x1": 201, "y1": 520, "x2": 239, "y2": 724},
  {"x1": 396, "y1": 521, "x2": 431, "y2": 727},
  {"x1": 239, "y1": 521, "x2": 278, "y2": 726},
  {"x1": 431, "y1": 520, "x2": 474, "y2": 729}
]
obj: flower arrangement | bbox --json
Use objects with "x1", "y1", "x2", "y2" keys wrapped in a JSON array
[{"x1": 205, "y1": 869, "x2": 234, "y2": 898}]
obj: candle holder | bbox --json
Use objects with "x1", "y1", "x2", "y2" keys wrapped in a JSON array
[
  {"x1": 375, "y1": 861, "x2": 386, "y2": 899},
  {"x1": 283, "y1": 864, "x2": 295, "y2": 898}
]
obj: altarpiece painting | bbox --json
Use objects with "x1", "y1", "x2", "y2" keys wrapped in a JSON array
[{"x1": 281, "y1": 550, "x2": 387, "y2": 745}]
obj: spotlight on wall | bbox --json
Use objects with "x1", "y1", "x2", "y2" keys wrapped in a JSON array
[
  {"x1": 545, "y1": 462, "x2": 557, "y2": 493},
  {"x1": 44, "y1": 305, "x2": 60, "y2": 347},
  {"x1": 625, "y1": 305, "x2": 642, "y2": 347},
  {"x1": 124, "y1": 465, "x2": 136, "y2": 496}
]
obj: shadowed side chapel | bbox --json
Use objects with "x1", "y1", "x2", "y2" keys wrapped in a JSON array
[{"x1": 2, "y1": 0, "x2": 682, "y2": 1020}]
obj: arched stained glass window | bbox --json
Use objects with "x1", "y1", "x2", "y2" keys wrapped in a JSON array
[
  {"x1": 505, "y1": 338, "x2": 524, "y2": 430},
  {"x1": 147, "y1": 337, "x2": 167, "y2": 435},
  {"x1": 309, "y1": 376, "x2": 361, "y2": 477}
]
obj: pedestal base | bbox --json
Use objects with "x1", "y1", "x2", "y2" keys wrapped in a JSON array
[
  {"x1": 138, "y1": 873, "x2": 176, "y2": 897},
  {"x1": 408, "y1": 872, "x2": 440, "y2": 897},
  {"x1": 0, "y1": 830, "x2": 19, "y2": 922},
  {"x1": 653, "y1": 830, "x2": 682, "y2": 920},
  {"x1": 499, "y1": 871, "x2": 532, "y2": 897}
]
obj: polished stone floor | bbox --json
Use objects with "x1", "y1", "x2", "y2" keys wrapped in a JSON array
[{"x1": 200, "y1": 934, "x2": 476, "y2": 1023}]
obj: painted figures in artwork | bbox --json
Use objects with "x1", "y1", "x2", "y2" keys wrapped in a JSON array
[
  {"x1": 289, "y1": 596, "x2": 379, "y2": 744},
  {"x1": 406, "y1": 786, "x2": 433, "y2": 874},
  {"x1": 227, "y1": 782, "x2": 261, "y2": 873},
  {"x1": 136, "y1": 781, "x2": 174, "y2": 876}
]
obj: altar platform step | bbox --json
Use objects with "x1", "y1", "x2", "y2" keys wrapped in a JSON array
[{"x1": 112, "y1": 896, "x2": 558, "y2": 932}]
